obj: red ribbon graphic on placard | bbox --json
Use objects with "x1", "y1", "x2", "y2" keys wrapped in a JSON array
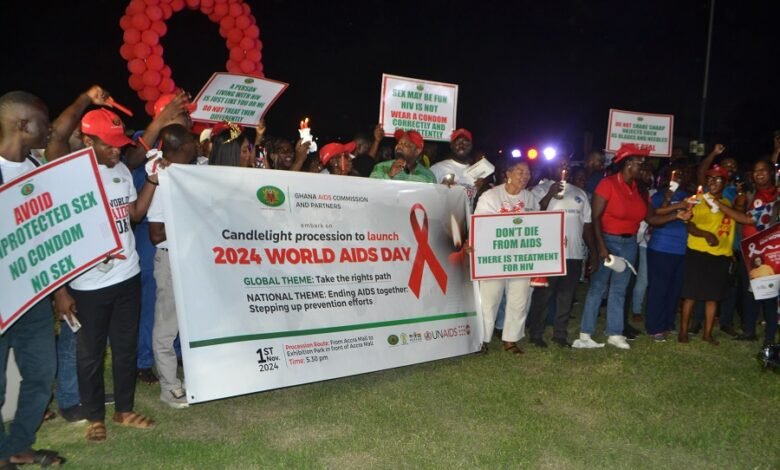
[{"x1": 408, "y1": 203, "x2": 448, "y2": 298}]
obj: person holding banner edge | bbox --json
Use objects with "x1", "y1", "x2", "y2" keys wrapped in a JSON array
[{"x1": 474, "y1": 159, "x2": 539, "y2": 355}]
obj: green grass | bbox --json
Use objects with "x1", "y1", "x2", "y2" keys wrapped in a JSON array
[{"x1": 36, "y1": 290, "x2": 780, "y2": 469}]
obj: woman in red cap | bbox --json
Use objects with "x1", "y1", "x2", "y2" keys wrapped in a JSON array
[
  {"x1": 319, "y1": 141, "x2": 356, "y2": 176},
  {"x1": 678, "y1": 164, "x2": 736, "y2": 345}
]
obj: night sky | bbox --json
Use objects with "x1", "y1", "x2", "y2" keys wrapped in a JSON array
[{"x1": 2, "y1": 0, "x2": 778, "y2": 162}]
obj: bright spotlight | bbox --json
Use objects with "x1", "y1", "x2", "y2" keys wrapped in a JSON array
[
  {"x1": 511, "y1": 149, "x2": 521, "y2": 158},
  {"x1": 527, "y1": 148, "x2": 538, "y2": 160},
  {"x1": 543, "y1": 147, "x2": 557, "y2": 160}
]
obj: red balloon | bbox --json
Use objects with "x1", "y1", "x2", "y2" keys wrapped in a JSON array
[
  {"x1": 128, "y1": 58, "x2": 147, "y2": 74},
  {"x1": 142, "y1": 70, "x2": 162, "y2": 87},
  {"x1": 229, "y1": 47, "x2": 245, "y2": 61},
  {"x1": 146, "y1": 5, "x2": 163, "y2": 21},
  {"x1": 213, "y1": 3, "x2": 229, "y2": 17},
  {"x1": 241, "y1": 3, "x2": 250, "y2": 15},
  {"x1": 134, "y1": 42, "x2": 152, "y2": 59},
  {"x1": 129, "y1": 74, "x2": 145, "y2": 91},
  {"x1": 152, "y1": 44, "x2": 164, "y2": 56},
  {"x1": 141, "y1": 30, "x2": 159, "y2": 46},
  {"x1": 235, "y1": 15, "x2": 250, "y2": 30},
  {"x1": 119, "y1": 43, "x2": 136, "y2": 60},
  {"x1": 144, "y1": 0, "x2": 160, "y2": 5},
  {"x1": 119, "y1": 15, "x2": 133, "y2": 31},
  {"x1": 159, "y1": 77, "x2": 176, "y2": 94},
  {"x1": 229, "y1": 3, "x2": 242, "y2": 16},
  {"x1": 132, "y1": 13, "x2": 151, "y2": 30},
  {"x1": 227, "y1": 28, "x2": 243, "y2": 43},
  {"x1": 226, "y1": 59, "x2": 239, "y2": 73},
  {"x1": 201, "y1": 0, "x2": 214, "y2": 7},
  {"x1": 208, "y1": 11, "x2": 221, "y2": 22},
  {"x1": 239, "y1": 59, "x2": 255, "y2": 74},
  {"x1": 214, "y1": 0, "x2": 227, "y2": 3},
  {"x1": 171, "y1": 0, "x2": 186, "y2": 12},
  {"x1": 126, "y1": 0, "x2": 146, "y2": 15},
  {"x1": 123, "y1": 29, "x2": 142, "y2": 44},
  {"x1": 185, "y1": 0, "x2": 199, "y2": 9},
  {"x1": 246, "y1": 49, "x2": 261, "y2": 62},
  {"x1": 151, "y1": 21, "x2": 167, "y2": 36},
  {"x1": 239, "y1": 37, "x2": 254, "y2": 50},
  {"x1": 144, "y1": 101, "x2": 156, "y2": 117},
  {"x1": 227, "y1": 0, "x2": 239, "y2": 4},
  {"x1": 146, "y1": 54, "x2": 165, "y2": 71},
  {"x1": 219, "y1": 15, "x2": 234, "y2": 30},
  {"x1": 141, "y1": 86, "x2": 162, "y2": 102},
  {"x1": 161, "y1": 65, "x2": 172, "y2": 77},
  {"x1": 201, "y1": 6, "x2": 214, "y2": 15},
  {"x1": 245, "y1": 24, "x2": 259, "y2": 39},
  {"x1": 160, "y1": 3, "x2": 173, "y2": 19}
]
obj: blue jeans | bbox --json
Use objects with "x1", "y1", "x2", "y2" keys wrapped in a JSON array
[
  {"x1": 55, "y1": 321, "x2": 80, "y2": 410},
  {"x1": 0, "y1": 300, "x2": 56, "y2": 459},
  {"x1": 581, "y1": 234, "x2": 638, "y2": 336},
  {"x1": 631, "y1": 246, "x2": 648, "y2": 314},
  {"x1": 134, "y1": 221, "x2": 156, "y2": 370},
  {"x1": 495, "y1": 293, "x2": 506, "y2": 330}
]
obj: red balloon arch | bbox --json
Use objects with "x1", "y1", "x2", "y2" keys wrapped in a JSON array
[{"x1": 119, "y1": 0, "x2": 264, "y2": 116}]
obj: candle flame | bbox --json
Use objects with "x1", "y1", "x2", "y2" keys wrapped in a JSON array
[{"x1": 450, "y1": 214, "x2": 461, "y2": 248}]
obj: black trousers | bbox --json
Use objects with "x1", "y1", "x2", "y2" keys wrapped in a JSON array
[
  {"x1": 71, "y1": 274, "x2": 140, "y2": 422},
  {"x1": 527, "y1": 259, "x2": 581, "y2": 341}
]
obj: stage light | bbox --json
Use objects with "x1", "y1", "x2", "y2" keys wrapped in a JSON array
[
  {"x1": 511, "y1": 149, "x2": 521, "y2": 158},
  {"x1": 527, "y1": 148, "x2": 538, "y2": 160},
  {"x1": 543, "y1": 147, "x2": 557, "y2": 160}
]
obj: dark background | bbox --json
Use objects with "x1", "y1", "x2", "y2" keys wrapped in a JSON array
[{"x1": 1, "y1": 0, "x2": 778, "y2": 162}]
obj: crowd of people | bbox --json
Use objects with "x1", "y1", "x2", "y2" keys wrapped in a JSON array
[{"x1": 0, "y1": 85, "x2": 778, "y2": 466}]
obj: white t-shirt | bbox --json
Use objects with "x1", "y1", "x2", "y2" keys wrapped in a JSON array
[
  {"x1": 70, "y1": 162, "x2": 140, "y2": 290},
  {"x1": 0, "y1": 155, "x2": 39, "y2": 183},
  {"x1": 532, "y1": 179, "x2": 592, "y2": 260},
  {"x1": 146, "y1": 191, "x2": 168, "y2": 249},
  {"x1": 475, "y1": 184, "x2": 538, "y2": 215},
  {"x1": 431, "y1": 159, "x2": 478, "y2": 204}
]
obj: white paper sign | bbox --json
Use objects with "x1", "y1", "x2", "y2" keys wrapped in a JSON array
[
  {"x1": 191, "y1": 73, "x2": 288, "y2": 126},
  {"x1": 379, "y1": 74, "x2": 458, "y2": 142},
  {"x1": 606, "y1": 109, "x2": 674, "y2": 157}
]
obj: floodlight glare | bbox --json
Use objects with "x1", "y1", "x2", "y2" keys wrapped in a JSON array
[
  {"x1": 511, "y1": 149, "x2": 521, "y2": 158},
  {"x1": 543, "y1": 147, "x2": 557, "y2": 160},
  {"x1": 527, "y1": 148, "x2": 538, "y2": 160}
]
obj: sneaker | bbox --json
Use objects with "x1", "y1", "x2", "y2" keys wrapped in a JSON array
[
  {"x1": 137, "y1": 368, "x2": 159, "y2": 385},
  {"x1": 160, "y1": 388, "x2": 189, "y2": 409},
  {"x1": 59, "y1": 404, "x2": 87, "y2": 423},
  {"x1": 607, "y1": 335, "x2": 631, "y2": 350},
  {"x1": 651, "y1": 333, "x2": 667, "y2": 343},
  {"x1": 572, "y1": 333, "x2": 605, "y2": 349}
]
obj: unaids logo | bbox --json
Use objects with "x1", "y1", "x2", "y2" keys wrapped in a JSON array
[
  {"x1": 20, "y1": 183, "x2": 34, "y2": 196},
  {"x1": 256, "y1": 186, "x2": 285, "y2": 207}
]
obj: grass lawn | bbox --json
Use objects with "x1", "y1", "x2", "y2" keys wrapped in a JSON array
[{"x1": 35, "y1": 289, "x2": 779, "y2": 469}]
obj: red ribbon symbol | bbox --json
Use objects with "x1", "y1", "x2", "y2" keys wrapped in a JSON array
[{"x1": 408, "y1": 203, "x2": 448, "y2": 298}]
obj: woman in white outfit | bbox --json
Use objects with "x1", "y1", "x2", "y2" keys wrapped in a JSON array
[{"x1": 474, "y1": 160, "x2": 539, "y2": 355}]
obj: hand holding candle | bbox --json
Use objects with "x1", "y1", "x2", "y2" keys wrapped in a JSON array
[
  {"x1": 298, "y1": 117, "x2": 317, "y2": 152},
  {"x1": 556, "y1": 169, "x2": 567, "y2": 198}
]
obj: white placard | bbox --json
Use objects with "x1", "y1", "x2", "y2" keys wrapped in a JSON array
[
  {"x1": 379, "y1": 74, "x2": 458, "y2": 142},
  {"x1": 606, "y1": 109, "x2": 674, "y2": 157},
  {"x1": 191, "y1": 73, "x2": 288, "y2": 126}
]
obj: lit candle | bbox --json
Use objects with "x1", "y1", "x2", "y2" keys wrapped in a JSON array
[
  {"x1": 448, "y1": 214, "x2": 465, "y2": 265},
  {"x1": 556, "y1": 169, "x2": 567, "y2": 197}
]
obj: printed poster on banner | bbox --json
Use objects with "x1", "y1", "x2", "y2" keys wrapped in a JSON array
[
  {"x1": 190, "y1": 72, "x2": 288, "y2": 126},
  {"x1": 470, "y1": 211, "x2": 565, "y2": 280},
  {"x1": 606, "y1": 109, "x2": 674, "y2": 157},
  {"x1": 158, "y1": 166, "x2": 480, "y2": 403},
  {"x1": 379, "y1": 73, "x2": 458, "y2": 142},
  {"x1": 0, "y1": 148, "x2": 121, "y2": 332},
  {"x1": 741, "y1": 224, "x2": 780, "y2": 300}
]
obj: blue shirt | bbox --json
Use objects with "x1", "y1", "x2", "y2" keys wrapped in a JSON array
[{"x1": 647, "y1": 190, "x2": 691, "y2": 255}]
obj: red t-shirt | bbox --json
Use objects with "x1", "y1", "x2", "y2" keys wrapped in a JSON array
[{"x1": 594, "y1": 174, "x2": 648, "y2": 235}]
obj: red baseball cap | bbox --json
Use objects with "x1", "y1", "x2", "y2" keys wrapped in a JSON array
[
  {"x1": 614, "y1": 143, "x2": 651, "y2": 164},
  {"x1": 80, "y1": 109, "x2": 134, "y2": 148},
  {"x1": 450, "y1": 128, "x2": 472, "y2": 142},
  {"x1": 705, "y1": 165, "x2": 729, "y2": 179},
  {"x1": 154, "y1": 93, "x2": 196, "y2": 117},
  {"x1": 320, "y1": 141, "x2": 357, "y2": 166},
  {"x1": 393, "y1": 129, "x2": 424, "y2": 150}
]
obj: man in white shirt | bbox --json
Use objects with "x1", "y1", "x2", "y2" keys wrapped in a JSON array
[{"x1": 430, "y1": 128, "x2": 484, "y2": 208}]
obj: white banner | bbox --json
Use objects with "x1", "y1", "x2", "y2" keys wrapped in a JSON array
[
  {"x1": 606, "y1": 109, "x2": 674, "y2": 157},
  {"x1": 159, "y1": 166, "x2": 480, "y2": 403},
  {"x1": 379, "y1": 73, "x2": 458, "y2": 142},
  {"x1": 0, "y1": 149, "x2": 121, "y2": 332},
  {"x1": 191, "y1": 72, "x2": 288, "y2": 126},
  {"x1": 470, "y1": 212, "x2": 565, "y2": 280}
]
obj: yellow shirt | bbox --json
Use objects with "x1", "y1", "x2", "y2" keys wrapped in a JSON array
[{"x1": 687, "y1": 197, "x2": 734, "y2": 256}]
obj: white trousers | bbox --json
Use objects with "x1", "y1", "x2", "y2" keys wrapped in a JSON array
[{"x1": 479, "y1": 278, "x2": 531, "y2": 343}]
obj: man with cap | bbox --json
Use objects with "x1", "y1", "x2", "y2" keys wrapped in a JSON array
[
  {"x1": 53, "y1": 108, "x2": 159, "y2": 441},
  {"x1": 431, "y1": 128, "x2": 482, "y2": 206},
  {"x1": 320, "y1": 141, "x2": 357, "y2": 176},
  {"x1": 370, "y1": 129, "x2": 435, "y2": 183}
]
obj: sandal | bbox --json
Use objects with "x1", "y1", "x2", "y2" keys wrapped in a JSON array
[
  {"x1": 503, "y1": 342, "x2": 524, "y2": 355},
  {"x1": 478, "y1": 343, "x2": 488, "y2": 354},
  {"x1": 42, "y1": 409, "x2": 57, "y2": 422},
  {"x1": 10, "y1": 448, "x2": 66, "y2": 465},
  {"x1": 112, "y1": 411, "x2": 155, "y2": 429},
  {"x1": 85, "y1": 421, "x2": 107, "y2": 442}
]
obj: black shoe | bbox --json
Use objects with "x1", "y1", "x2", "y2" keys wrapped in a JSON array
[
  {"x1": 689, "y1": 322, "x2": 702, "y2": 335},
  {"x1": 104, "y1": 393, "x2": 115, "y2": 406},
  {"x1": 137, "y1": 368, "x2": 159, "y2": 385},
  {"x1": 493, "y1": 328, "x2": 503, "y2": 340},
  {"x1": 59, "y1": 404, "x2": 86, "y2": 423},
  {"x1": 530, "y1": 338, "x2": 548, "y2": 348},
  {"x1": 552, "y1": 338, "x2": 572, "y2": 348},
  {"x1": 720, "y1": 325, "x2": 739, "y2": 337},
  {"x1": 733, "y1": 334, "x2": 757, "y2": 341}
]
